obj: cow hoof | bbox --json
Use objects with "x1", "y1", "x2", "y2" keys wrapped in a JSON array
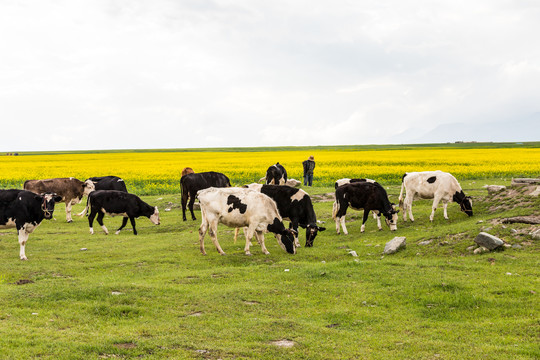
[
  {"x1": 115, "y1": 231, "x2": 121, "y2": 235},
  {"x1": 20, "y1": 256, "x2": 28, "y2": 261},
  {"x1": 67, "y1": 220, "x2": 73, "y2": 223},
  {"x1": 245, "y1": 252, "x2": 252, "y2": 256},
  {"x1": 220, "y1": 252, "x2": 226, "y2": 256}
]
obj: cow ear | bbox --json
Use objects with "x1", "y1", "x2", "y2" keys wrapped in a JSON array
[{"x1": 54, "y1": 195, "x2": 62, "y2": 202}]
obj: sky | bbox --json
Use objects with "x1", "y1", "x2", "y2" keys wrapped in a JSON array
[{"x1": 1, "y1": 0, "x2": 539, "y2": 151}]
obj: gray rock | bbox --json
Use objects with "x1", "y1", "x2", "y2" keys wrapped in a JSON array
[
  {"x1": 466, "y1": 245, "x2": 476, "y2": 251},
  {"x1": 384, "y1": 237, "x2": 406, "y2": 255},
  {"x1": 473, "y1": 246, "x2": 489, "y2": 254},
  {"x1": 485, "y1": 185, "x2": 506, "y2": 194},
  {"x1": 512, "y1": 244, "x2": 523, "y2": 249},
  {"x1": 474, "y1": 232, "x2": 504, "y2": 250},
  {"x1": 531, "y1": 229, "x2": 540, "y2": 240},
  {"x1": 530, "y1": 186, "x2": 540, "y2": 197},
  {"x1": 418, "y1": 240, "x2": 433, "y2": 246}
]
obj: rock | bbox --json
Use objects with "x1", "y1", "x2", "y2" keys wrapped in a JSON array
[
  {"x1": 384, "y1": 237, "x2": 406, "y2": 255},
  {"x1": 477, "y1": 220, "x2": 484, "y2": 224},
  {"x1": 348, "y1": 250, "x2": 358, "y2": 257},
  {"x1": 531, "y1": 229, "x2": 540, "y2": 240},
  {"x1": 485, "y1": 185, "x2": 506, "y2": 194},
  {"x1": 80, "y1": 248, "x2": 87, "y2": 251},
  {"x1": 473, "y1": 246, "x2": 489, "y2": 254},
  {"x1": 510, "y1": 229, "x2": 518, "y2": 234},
  {"x1": 111, "y1": 291, "x2": 122, "y2": 296},
  {"x1": 474, "y1": 232, "x2": 504, "y2": 250},
  {"x1": 466, "y1": 245, "x2": 476, "y2": 251},
  {"x1": 418, "y1": 240, "x2": 433, "y2": 246},
  {"x1": 530, "y1": 186, "x2": 540, "y2": 197},
  {"x1": 285, "y1": 178, "x2": 301, "y2": 187},
  {"x1": 512, "y1": 244, "x2": 523, "y2": 249}
]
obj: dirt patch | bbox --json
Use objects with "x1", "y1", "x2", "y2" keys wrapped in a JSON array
[
  {"x1": 271, "y1": 339, "x2": 296, "y2": 348},
  {"x1": 487, "y1": 185, "x2": 539, "y2": 213},
  {"x1": 15, "y1": 279, "x2": 34, "y2": 285},
  {"x1": 311, "y1": 193, "x2": 335, "y2": 203}
]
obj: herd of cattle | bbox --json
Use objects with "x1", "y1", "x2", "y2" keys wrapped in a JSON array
[{"x1": 0, "y1": 163, "x2": 473, "y2": 260}]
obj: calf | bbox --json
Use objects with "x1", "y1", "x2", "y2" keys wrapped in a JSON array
[
  {"x1": 24, "y1": 177, "x2": 95, "y2": 222},
  {"x1": 333, "y1": 182, "x2": 398, "y2": 235},
  {"x1": 243, "y1": 184, "x2": 326, "y2": 247},
  {"x1": 198, "y1": 187, "x2": 296, "y2": 255},
  {"x1": 86, "y1": 176, "x2": 128, "y2": 192},
  {"x1": 265, "y1": 163, "x2": 287, "y2": 185},
  {"x1": 181, "y1": 171, "x2": 231, "y2": 221},
  {"x1": 0, "y1": 189, "x2": 61, "y2": 260},
  {"x1": 85, "y1": 190, "x2": 160, "y2": 235},
  {"x1": 335, "y1": 178, "x2": 383, "y2": 229},
  {"x1": 398, "y1": 171, "x2": 473, "y2": 222}
]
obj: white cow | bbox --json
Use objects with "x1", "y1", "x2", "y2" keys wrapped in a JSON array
[
  {"x1": 197, "y1": 187, "x2": 297, "y2": 255},
  {"x1": 398, "y1": 171, "x2": 473, "y2": 222},
  {"x1": 334, "y1": 178, "x2": 384, "y2": 230}
]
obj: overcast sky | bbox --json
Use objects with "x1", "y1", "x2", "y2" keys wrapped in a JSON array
[{"x1": 1, "y1": 0, "x2": 539, "y2": 151}]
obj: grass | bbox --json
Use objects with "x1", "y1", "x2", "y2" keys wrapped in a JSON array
[{"x1": 0, "y1": 179, "x2": 538, "y2": 359}]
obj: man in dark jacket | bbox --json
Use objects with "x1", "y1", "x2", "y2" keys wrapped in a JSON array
[{"x1": 302, "y1": 155, "x2": 316, "y2": 186}]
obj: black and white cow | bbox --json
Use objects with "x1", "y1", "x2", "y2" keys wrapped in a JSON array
[
  {"x1": 0, "y1": 189, "x2": 61, "y2": 260},
  {"x1": 83, "y1": 190, "x2": 160, "y2": 235},
  {"x1": 333, "y1": 182, "x2": 399, "y2": 235},
  {"x1": 197, "y1": 187, "x2": 297, "y2": 255},
  {"x1": 265, "y1": 163, "x2": 287, "y2": 185},
  {"x1": 398, "y1": 171, "x2": 473, "y2": 222},
  {"x1": 242, "y1": 184, "x2": 326, "y2": 247},
  {"x1": 334, "y1": 178, "x2": 384, "y2": 229},
  {"x1": 86, "y1": 176, "x2": 128, "y2": 192},
  {"x1": 181, "y1": 171, "x2": 231, "y2": 221}
]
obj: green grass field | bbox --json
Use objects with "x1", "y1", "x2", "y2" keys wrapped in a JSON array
[{"x1": 1, "y1": 178, "x2": 538, "y2": 359}]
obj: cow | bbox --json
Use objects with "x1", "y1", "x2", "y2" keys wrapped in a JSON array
[
  {"x1": 335, "y1": 178, "x2": 383, "y2": 229},
  {"x1": 0, "y1": 189, "x2": 62, "y2": 260},
  {"x1": 181, "y1": 167, "x2": 195, "y2": 177},
  {"x1": 86, "y1": 176, "x2": 128, "y2": 192},
  {"x1": 333, "y1": 182, "x2": 399, "y2": 235},
  {"x1": 24, "y1": 178, "x2": 95, "y2": 222},
  {"x1": 83, "y1": 190, "x2": 160, "y2": 235},
  {"x1": 398, "y1": 171, "x2": 473, "y2": 222},
  {"x1": 197, "y1": 187, "x2": 297, "y2": 255},
  {"x1": 180, "y1": 171, "x2": 231, "y2": 221},
  {"x1": 265, "y1": 163, "x2": 287, "y2": 185},
  {"x1": 241, "y1": 184, "x2": 326, "y2": 247}
]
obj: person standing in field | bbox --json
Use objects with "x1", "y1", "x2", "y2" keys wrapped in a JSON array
[{"x1": 302, "y1": 155, "x2": 316, "y2": 186}]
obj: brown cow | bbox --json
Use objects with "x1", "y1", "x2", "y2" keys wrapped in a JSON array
[
  {"x1": 181, "y1": 167, "x2": 195, "y2": 177},
  {"x1": 24, "y1": 177, "x2": 95, "y2": 222}
]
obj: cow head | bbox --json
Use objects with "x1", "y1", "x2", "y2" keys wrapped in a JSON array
[
  {"x1": 83, "y1": 179, "x2": 96, "y2": 195},
  {"x1": 384, "y1": 204, "x2": 400, "y2": 231},
  {"x1": 277, "y1": 228, "x2": 297, "y2": 254},
  {"x1": 39, "y1": 193, "x2": 63, "y2": 220},
  {"x1": 304, "y1": 223, "x2": 326, "y2": 247},
  {"x1": 453, "y1": 191, "x2": 473, "y2": 217},
  {"x1": 149, "y1": 206, "x2": 161, "y2": 225}
]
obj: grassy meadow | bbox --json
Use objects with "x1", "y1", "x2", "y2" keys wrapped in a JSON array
[{"x1": 0, "y1": 143, "x2": 539, "y2": 359}]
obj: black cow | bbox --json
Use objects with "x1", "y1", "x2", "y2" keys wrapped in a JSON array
[
  {"x1": 335, "y1": 178, "x2": 375, "y2": 189},
  {"x1": 84, "y1": 190, "x2": 160, "y2": 235},
  {"x1": 86, "y1": 176, "x2": 128, "y2": 192},
  {"x1": 0, "y1": 189, "x2": 61, "y2": 260},
  {"x1": 243, "y1": 184, "x2": 326, "y2": 247},
  {"x1": 265, "y1": 163, "x2": 287, "y2": 185},
  {"x1": 180, "y1": 171, "x2": 231, "y2": 221},
  {"x1": 333, "y1": 182, "x2": 399, "y2": 235}
]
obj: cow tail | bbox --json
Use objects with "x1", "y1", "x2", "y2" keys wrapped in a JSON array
[
  {"x1": 332, "y1": 200, "x2": 339, "y2": 220},
  {"x1": 77, "y1": 196, "x2": 90, "y2": 217},
  {"x1": 398, "y1": 173, "x2": 406, "y2": 210}
]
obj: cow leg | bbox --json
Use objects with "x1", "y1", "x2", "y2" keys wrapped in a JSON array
[
  {"x1": 404, "y1": 193, "x2": 415, "y2": 222},
  {"x1": 443, "y1": 201, "x2": 449, "y2": 220},
  {"x1": 198, "y1": 216, "x2": 209, "y2": 255},
  {"x1": 116, "y1": 217, "x2": 128, "y2": 235},
  {"x1": 255, "y1": 230, "x2": 270, "y2": 255},
  {"x1": 244, "y1": 226, "x2": 257, "y2": 255},
  {"x1": 18, "y1": 229, "x2": 29, "y2": 260},
  {"x1": 65, "y1": 201, "x2": 73, "y2": 223},
  {"x1": 129, "y1": 216, "x2": 137, "y2": 235},
  {"x1": 96, "y1": 212, "x2": 109, "y2": 235},
  {"x1": 340, "y1": 216, "x2": 349, "y2": 235},
  {"x1": 290, "y1": 220, "x2": 301, "y2": 248},
  {"x1": 430, "y1": 195, "x2": 443, "y2": 222},
  {"x1": 88, "y1": 210, "x2": 97, "y2": 234},
  {"x1": 208, "y1": 220, "x2": 225, "y2": 255},
  {"x1": 188, "y1": 192, "x2": 197, "y2": 220},
  {"x1": 372, "y1": 211, "x2": 382, "y2": 230},
  {"x1": 361, "y1": 210, "x2": 370, "y2": 233},
  {"x1": 181, "y1": 192, "x2": 189, "y2": 221}
]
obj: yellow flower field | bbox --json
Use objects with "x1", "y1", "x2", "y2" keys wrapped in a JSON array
[{"x1": 1, "y1": 147, "x2": 539, "y2": 194}]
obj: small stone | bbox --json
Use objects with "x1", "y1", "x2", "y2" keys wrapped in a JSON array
[
  {"x1": 506, "y1": 272, "x2": 512, "y2": 276},
  {"x1": 477, "y1": 220, "x2": 484, "y2": 224},
  {"x1": 165, "y1": 208, "x2": 171, "y2": 212},
  {"x1": 466, "y1": 245, "x2": 476, "y2": 251},
  {"x1": 510, "y1": 229, "x2": 518, "y2": 234},
  {"x1": 111, "y1": 291, "x2": 122, "y2": 296},
  {"x1": 503, "y1": 243, "x2": 512, "y2": 248},
  {"x1": 485, "y1": 185, "x2": 506, "y2": 194},
  {"x1": 349, "y1": 250, "x2": 358, "y2": 257},
  {"x1": 512, "y1": 244, "x2": 523, "y2": 249},
  {"x1": 474, "y1": 246, "x2": 489, "y2": 254},
  {"x1": 384, "y1": 237, "x2": 406, "y2": 255},
  {"x1": 80, "y1": 248, "x2": 87, "y2": 251},
  {"x1": 474, "y1": 232, "x2": 504, "y2": 250},
  {"x1": 31, "y1": 313, "x2": 38, "y2": 316},
  {"x1": 284, "y1": 269, "x2": 290, "y2": 272},
  {"x1": 531, "y1": 229, "x2": 540, "y2": 240}
]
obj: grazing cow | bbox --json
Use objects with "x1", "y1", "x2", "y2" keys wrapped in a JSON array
[
  {"x1": 86, "y1": 176, "x2": 128, "y2": 192},
  {"x1": 242, "y1": 184, "x2": 326, "y2": 247},
  {"x1": 181, "y1": 167, "x2": 195, "y2": 177},
  {"x1": 84, "y1": 190, "x2": 160, "y2": 235},
  {"x1": 24, "y1": 178, "x2": 95, "y2": 222},
  {"x1": 0, "y1": 189, "x2": 61, "y2": 260},
  {"x1": 398, "y1": 171, "x2": 473, "y2": 222},
  {"x1": 265, "y1": 163, "x2": 287, "y2": 185},
  {"x1": 180, "y1": 171, "x2": 231, "y2": 221},
  {"x1": 335, "y1": 178, "x2": 383, "y2": 229},
  {"x1": 333, "y1": 182, "x2": 399, "y2": 235},
  {"x1": 197, "y1": 187, "x2": 297, "y2": 255}
]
